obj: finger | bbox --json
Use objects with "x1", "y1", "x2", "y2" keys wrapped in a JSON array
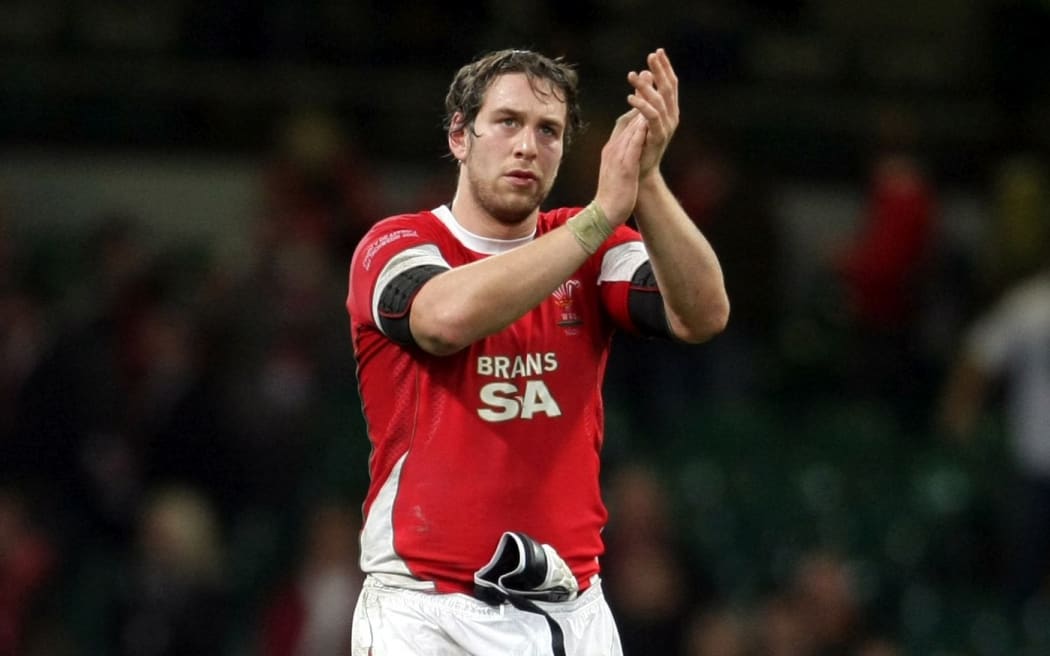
[
  {"x1": 647, "y1": 49, "x2": 671, "y2": 84},
  {"x1": 641, "y1": 50, "x2": 677, "y2": 114},
  {"x1": 603, "y1": 113, "x2": 640, "y2": 162},
  {"x1": 610, "y1": 108, "x2": 640, "y2": 139},
  {"x1": 613, "y1": 113, "x2": 644, "y2": 146},
  {"x1": 624, "y1": 118, "x2": 649, "y2": 163},
  {"x1": 613, "y1": 114, "x2": 647, "y2": 161},
  {"x1": 649, "y1": 50, "x2": 678, "y2": 87},
  {"x1": 626, "y1": 87, "x2": 667, "y2": 139},
  {"x1": 628, "y1": 70, "x2": 667, "y2": 116},
  {"x1": 627, "y1": 70, "x2": 657, "y2": 95},
  {"x1": 649, "y1": 49, "x2": 679, "y2": 117},
  {"x1": 626, "y1": 92, "x2": 661, "y2": 125},
  {"x1": 632, "y1": 53, "x2": 679, "y2": 142}
]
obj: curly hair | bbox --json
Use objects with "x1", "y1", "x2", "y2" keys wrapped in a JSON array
[{"x1": 443, "y1": 49, "x2": 585, "y2": 149}]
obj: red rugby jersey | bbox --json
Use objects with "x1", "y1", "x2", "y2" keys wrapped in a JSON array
[{"x1": 346, "y1": 204, "x2": 650, "y2": 594}]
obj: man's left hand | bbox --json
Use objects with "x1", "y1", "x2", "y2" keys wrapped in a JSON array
[{"x1": 626, "y1": 48, "x2": 680, "y2": 180}]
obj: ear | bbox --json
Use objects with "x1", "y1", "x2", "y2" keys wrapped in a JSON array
[{"x1": 448, "y1": 112, "x2": 469, "y2": 162}]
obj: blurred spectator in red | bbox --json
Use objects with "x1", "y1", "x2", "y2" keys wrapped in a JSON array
[
  {"x1": 835, "y1": 152, "x2": 937, "y2": 332},
  {"x1": 831, "y1": 109, "x2": 939, "y2": 411},
  {"x1": 261, "y1": 108, "x2": 386, "y2": 267},
  {"x1": 0, "y1": 488, "x2": 59, "y2": 656},
  {"x1": 258, "y1": 500, "x2": 362, "y2": 656}
]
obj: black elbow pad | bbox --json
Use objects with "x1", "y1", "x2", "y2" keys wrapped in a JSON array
[
  {"x1": 377, "y1": 264, "x2": 447, "y2": 346},
  {"x1": 627, "y1": 261, "x2": 671, "y2": 338}
]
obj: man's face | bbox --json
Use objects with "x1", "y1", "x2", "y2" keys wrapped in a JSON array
[{"x1": 458, "y1": 73, "x2": 567, "y2": 224}]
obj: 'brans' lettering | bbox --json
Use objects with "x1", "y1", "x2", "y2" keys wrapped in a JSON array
[{"x1": 476, "y1": 353, "x2": 558, "y2": 379}]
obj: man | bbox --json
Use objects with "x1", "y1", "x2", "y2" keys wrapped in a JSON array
[
  {"x1": 346, "y1": 47, "x2": 729, "y2": 655},
  {"x1": 938, "y1": 263, "x2": 1050, "y2": 607}
]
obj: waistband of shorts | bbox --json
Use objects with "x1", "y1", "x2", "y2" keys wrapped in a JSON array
[
  {"x1": 363, "y1": 574, "x2": 605, "y2": 616},
  {"x1": 367, "y1": 570, "x2": 595, "y2": 597}
]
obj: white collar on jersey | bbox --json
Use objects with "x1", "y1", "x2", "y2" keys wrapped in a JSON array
[{"x1": 432, "y1": 205, "x2": 536, "y2": 255}]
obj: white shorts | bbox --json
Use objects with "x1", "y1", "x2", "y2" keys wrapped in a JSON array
[{"x1": 351, "y1": 575, "x2": 623, "y2": 655}]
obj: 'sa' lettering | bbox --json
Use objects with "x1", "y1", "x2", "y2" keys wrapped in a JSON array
[
  {"x1": 477, "y1": 380, "x2": 562, "y2": 422},
  {"x1": 519, "y1": 380, "x2": 561, "y2": 419},
  {"x1": 478, "y1": 382, "x2": 518, "y2": 422}
]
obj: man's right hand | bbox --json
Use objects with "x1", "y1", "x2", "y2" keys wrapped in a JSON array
[{"x1": 594, "y1": 111, "x2": 648, "y2": 228}]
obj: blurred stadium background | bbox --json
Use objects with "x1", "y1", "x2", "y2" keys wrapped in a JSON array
[{"x1": 2, "y1": 1, "x2": 1050, "y2": 654}]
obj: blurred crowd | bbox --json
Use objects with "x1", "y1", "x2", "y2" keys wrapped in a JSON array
[
  {"x1": 1, "y1": 99, "x2": 1049, "y2": 655},
  {"x1": 0, "y1": 108, "x2": 384, "y2": 655}
]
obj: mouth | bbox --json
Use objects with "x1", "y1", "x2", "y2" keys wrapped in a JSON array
[{"x1": 505, "y1": 169, "x2": 539, "y2": 185}]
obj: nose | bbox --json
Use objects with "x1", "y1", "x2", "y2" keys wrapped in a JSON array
[{"x1": 514, "y1": 129, "x2": 537, "y2": 159}]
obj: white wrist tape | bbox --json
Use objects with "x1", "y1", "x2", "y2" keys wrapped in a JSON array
[{"x1": 566, "y1": 201, "x2": 613, "y2": 254}]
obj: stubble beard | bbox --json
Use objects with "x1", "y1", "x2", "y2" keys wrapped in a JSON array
[{"x1": 466, "y1": 164, "x2": 553, "y2": 226}]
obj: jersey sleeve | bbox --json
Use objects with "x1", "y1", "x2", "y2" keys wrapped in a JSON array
[
  {"x1": 347, "y1": 214, "x2": 451, "y2": 334},
  {"x1": 595, "y1": 224, "x2": 668, "y2": 337}
]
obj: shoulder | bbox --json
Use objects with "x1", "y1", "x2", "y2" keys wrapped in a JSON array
[
  {"x1": 364, "y1": 210, "x2": 444, "y2": 241},
  {"x1": 969, "y1": 274, "x2": 1050, "y2": 350},
  {"x1": 1010, "y1": 274, "x2": 1050, "y2": 305},
  {"x1": 352, "y1": 210, "x2": 449, "y2": 271},
  {"x1": 988, "y1": 275, "x2": 1050, "y2": 322}
]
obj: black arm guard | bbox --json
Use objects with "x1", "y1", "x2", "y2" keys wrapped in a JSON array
[
  {"x1": 627, "y1": 261, "x2": 671, "y2": 338},
  {"x1": 377, "y1": 264, "x2": 447, "y2": 346}
]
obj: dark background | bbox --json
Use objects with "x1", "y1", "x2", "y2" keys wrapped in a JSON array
[{"x1": 3, "y1": 1, "x2": 1050, "y2": 654}]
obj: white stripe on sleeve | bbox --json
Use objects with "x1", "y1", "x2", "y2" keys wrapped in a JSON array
[
  {"x1": 372, "y1": 244, "x2": 449, "y2": 329},
  {"x1": 599, "y1": 241, "x2": 649, "y2": 284}
]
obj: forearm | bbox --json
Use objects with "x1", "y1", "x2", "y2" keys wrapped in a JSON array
[
  {"x1": 634, "y1": 173, "x2": 729, "y2": 342},
  {"x1": 410, "y1": 225, "x2": 590, "y2": 355}
]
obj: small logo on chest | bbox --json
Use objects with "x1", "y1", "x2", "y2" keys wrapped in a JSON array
[{"x1": 552, "y1": 279, "x2": 583, "y2": 333}]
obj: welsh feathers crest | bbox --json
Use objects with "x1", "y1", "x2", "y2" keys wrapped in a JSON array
[{"x1": 553, "y1": 279, "x2": 582, "y2": 332}]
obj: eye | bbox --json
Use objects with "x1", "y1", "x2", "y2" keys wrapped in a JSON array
[
  {"x1": 500, "y1": 117, "x2": 519, "y2": 128},
  {"x1": 538, "y1": 123, "x2": 564, "y2": 143}
]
